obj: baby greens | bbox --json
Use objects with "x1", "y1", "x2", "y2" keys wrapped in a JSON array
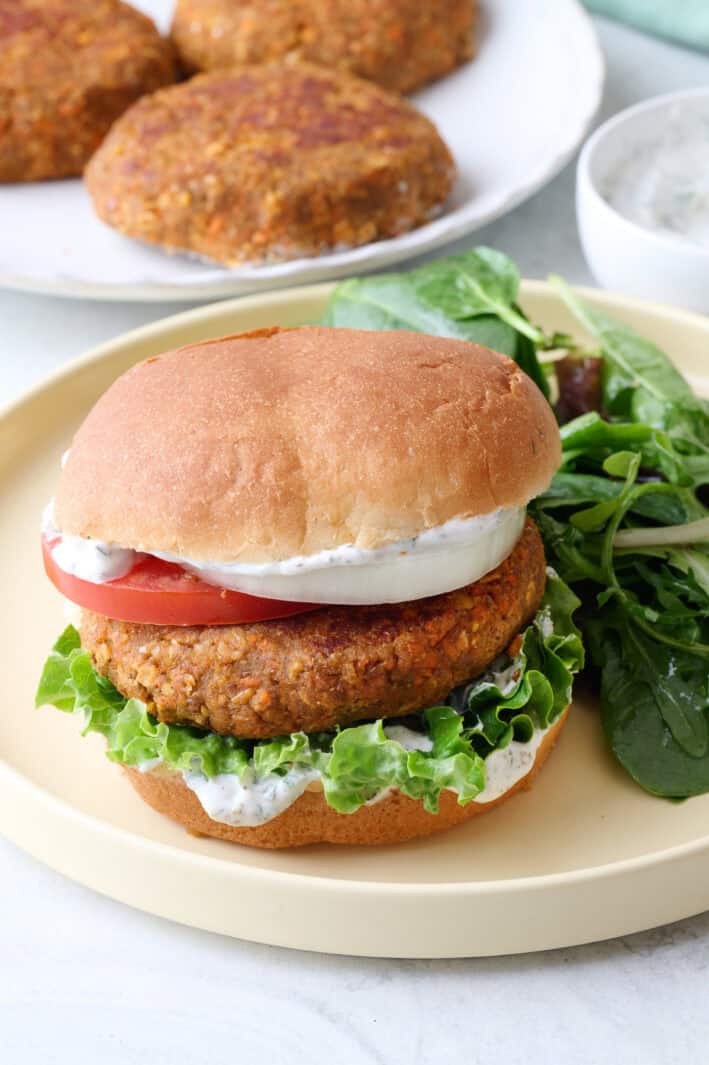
[
  {"x1": 326, "y1": 249, "x2": 709, "y2": 799},
  {"x1": 36, "y1": 575, "x2": 582, "y2": 815}
]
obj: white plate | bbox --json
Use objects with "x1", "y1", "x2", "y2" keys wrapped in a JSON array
[
  {"x1": 0, "y1": 0, "x2": 603, "y2": 301},
  {"x1": 2, "y1": 281, "x2": 709, "y2": 958}
]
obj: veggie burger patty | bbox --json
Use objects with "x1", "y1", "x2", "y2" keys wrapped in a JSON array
[
  {"x1": 171, "y1": 0, "x2": 478, "y2": 95},
  {"x1": 84, "y1": 63, "x2": 455, "y2": 266},
  {"x1": 0, "y1": 0, "x2": 176, "y2": 183}
]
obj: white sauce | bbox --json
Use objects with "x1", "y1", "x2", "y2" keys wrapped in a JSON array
[
  {"x1": 182, "y1": 764, "x2": 320, "y2": 828},
  {"x1": 382, "y1": 724, "x2": 434, "y2": 752},
  {"x1": 45, "y1": 503, "x2": 526, "y2": 605},
  {"x1": 487, "y1": 657, "x2": 524, "y2": 698},
  {"x1": 537, "y1": 607, "x2": 554, "y2": 640},
  {"x1": 472, "y1": 728, "x2": 548, "y2": 804},
  {"x1": 43, "y1": 499, "x2": 141, "y2": 584},
  {"x1": 136, "y1": 758, "x2": 162, "y2": 774},
  {"x1": 602, "y1": 106, "x2": 709, "y2": 248},
  {"x1": 53, "y1": 535, "x2": 138, "y2": 584}
]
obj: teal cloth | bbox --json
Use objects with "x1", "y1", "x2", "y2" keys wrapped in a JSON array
[{"x1": 584, "y1": 0, "x2": 709, "y2": 51}]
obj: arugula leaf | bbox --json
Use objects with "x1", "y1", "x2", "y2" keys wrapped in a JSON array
[{"x1": 35, "y1": 575, "x2": 582, "y2": 817}]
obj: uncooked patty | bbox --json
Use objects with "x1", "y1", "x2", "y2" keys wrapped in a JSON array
[
  {"x1": 84, "y1": 62, "x2": 456, "y2": 266},
  {"x1": 0, "y1": 0, "x2": 176, "y2": 183},
  {"x1": 81, "y1": 519, "x2": 546, "y2": 740},
  {"x1": 171, "y1": 0, "x2": 477, "y2": 94}
]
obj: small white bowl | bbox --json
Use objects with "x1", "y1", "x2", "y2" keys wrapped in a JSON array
[{"x1": 577, "y1": 87, "x2": 709, "y2": 312}]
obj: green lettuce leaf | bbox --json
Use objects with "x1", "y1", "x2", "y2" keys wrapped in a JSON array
[{"x1": 35, "y1": 574, "x2": 582, "y2": 816}]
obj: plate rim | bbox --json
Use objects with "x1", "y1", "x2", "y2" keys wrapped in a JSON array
[
  {"x1": 0, "y1": 0, "x2": 604, "y2": 302},
  {"x1": 4, "y1": 278, "x2": 709, "y2": 955},
  {"x1": 4, "y1": 753, "x2": 709, "y2": 895}
]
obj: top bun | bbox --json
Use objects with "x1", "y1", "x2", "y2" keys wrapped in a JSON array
[{"x1": 55, "y1": 327, "x2": 560, "y2": 563}]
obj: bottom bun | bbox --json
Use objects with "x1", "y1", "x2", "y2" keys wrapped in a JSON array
[{"x1": 125, "y1": 708, "x2": 569, "y2": 849}]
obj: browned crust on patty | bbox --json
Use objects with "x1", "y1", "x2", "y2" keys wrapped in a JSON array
[
  {"x1": 170, "y1": 0, "x2": 477, "y2": 94},
  {"x1": 0, "y1": 0, "x2": 176, "y2": 183},
  {"x1": 83, "y1": 62, "x2": 456, "y2": 266},
  {"x1": 124, "y1": 707, "x2": 568, "y2": 848},
  {"x1": 81, "y1": 518, "x2": 546, "y2": 740}
]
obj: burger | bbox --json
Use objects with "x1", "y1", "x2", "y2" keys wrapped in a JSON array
[{"x1": 36, "y1": 326, "x2": 583, "y2": 848}]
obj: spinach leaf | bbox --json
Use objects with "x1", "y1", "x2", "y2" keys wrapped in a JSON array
[
  {"x1": 590, "y1": 605, "x2": 709, "y2": 795},
  {"x1": 408, "y1": 248, "x2": 541, "y2": 340}
]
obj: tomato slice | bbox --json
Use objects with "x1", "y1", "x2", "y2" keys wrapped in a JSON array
[{"x1": 42, "y1": 535, "x2": 318, "y2": 626}]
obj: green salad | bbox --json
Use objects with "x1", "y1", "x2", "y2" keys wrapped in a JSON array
[{"x1": 324, "y1": 248, "x2": 709, "y2": 799}]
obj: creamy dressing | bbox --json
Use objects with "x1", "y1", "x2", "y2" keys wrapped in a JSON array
[
  {"x1": 43, "y1": 500, "x2": 140, "y2": 584},
  {"x1": 44, "y1": 503, "x2": 526, "y2": 605},
  {"x1": 602, "y1": 106, "x2": 709, "y2": 248},
  {"x1": 472, "y1": 727, "x2": 548, "y2": 804},
  {"x1": 536, "y1": 607, "x2": 554, "y2": 640},
  {"x1": 182, "y1": 764, "x2": 320, "y2": 827},
  {"x1": 382, "y1": 724, "x2": 434, "y2": 752},
  {"x1": 486, "y1": 657, "x2": 524, "y2": 698},
  {"x1": 136, "y1": 757, "x2": 162, "y2": 774},
  {"x1": 53, "y1": 535, "x2": 138, "y2": 584}
]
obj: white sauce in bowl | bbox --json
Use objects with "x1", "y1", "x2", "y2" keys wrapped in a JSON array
[{"x1": 602, "y1": 105, "x2": 709, "y2": 248}]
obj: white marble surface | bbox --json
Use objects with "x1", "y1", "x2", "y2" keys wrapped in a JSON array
[{"x1": 2, "y1": 14, "x2": 709, "y2": 1063}]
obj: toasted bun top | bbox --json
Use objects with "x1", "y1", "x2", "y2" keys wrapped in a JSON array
[{"x1": 55, "y1": 326, "x2": 560, "y2": 562}]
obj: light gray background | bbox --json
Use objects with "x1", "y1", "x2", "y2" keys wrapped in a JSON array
[{"x1": 2, "y1": 14, "x2": 709, "y2": 1064}]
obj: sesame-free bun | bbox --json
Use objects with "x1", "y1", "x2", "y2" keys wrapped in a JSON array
[
  {"x1": 124, "y1": 709, "x2": 568, "y2": 849},
  {"x1": 55, "y1": 326, "x2": 561, "y2": 564}
]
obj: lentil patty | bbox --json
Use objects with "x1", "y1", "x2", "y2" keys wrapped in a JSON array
[
  {"x1": 171, "y1": 0, "x2": 477, "y2": 94},
  {"x1": 0, "y1": 0, "x2": 176, "y2": 183},
  {"x1": 81, "y1": 519, "x2": 546, "y2": 740},
  {"x1": 84, "y1": 63, "x2": 456, "y2": 266}
]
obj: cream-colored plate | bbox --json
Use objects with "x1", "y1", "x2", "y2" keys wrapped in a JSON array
[{"x1": 2, "y1": 282, "x2": 708, "y2": 958}]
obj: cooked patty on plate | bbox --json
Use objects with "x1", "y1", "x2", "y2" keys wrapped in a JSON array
[
  {"x1": 0, "y1": 0, "x2": 176, "y2": 183},
  {"x1": 171, "y1": 0, "x2": 477, "y2": 94},
  {"x1": 84, "y1": 63, "x2": 456, "y2": 266}
]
